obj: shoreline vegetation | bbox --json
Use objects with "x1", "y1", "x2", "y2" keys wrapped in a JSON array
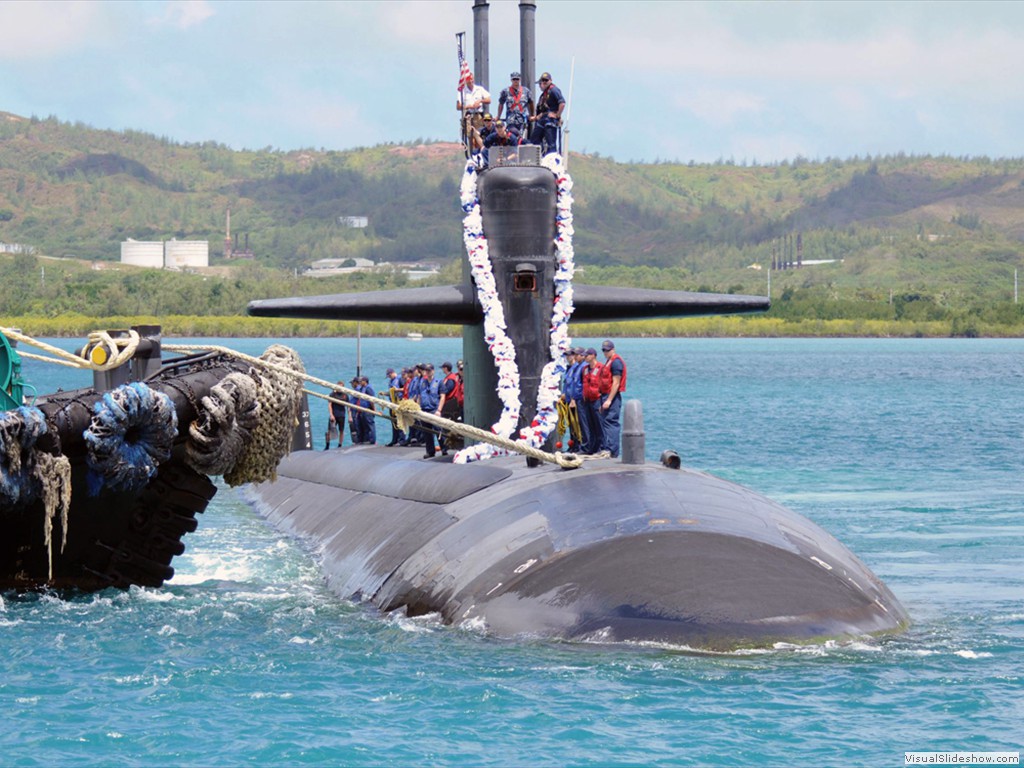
[{"x1": 3, "y1": 313, "x2": 1021, "y2": 339}]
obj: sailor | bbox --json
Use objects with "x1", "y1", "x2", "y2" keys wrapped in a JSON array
[
  {"x1": 384, "y1": 367, "x2": 404, "y2": 447},
  {"x1": 497, "y1": 72, "x2": 533, "y2": 137},
  {"x1": 355, "y1": 375, "x2": 377, "y2": 445},
  {"x1": 456, "y1": 72, "x2": 491, "y2": 116},
  {"x1": 482, "y1": 120, "x2": 521, "y2": 166},
  {"x1": 327, "y1": 380, "x2": 348, "y2": 449},
  {"x1": 599, "y1": 340, "x2": 627, "y2": 459},
  {"x1": 437, "y1": 361, "x2": 463, "y2": 456},
  {"x1": 479, "y1": 113, "x2": 497, "y2": 143},
  {"x1": 347, "y1": 376, "x2": 361, "y2": 445},
  {"x1": 580, "y1": 348, "x2": 605, "y2": 455},
  {"x1": 418, "y1": 364, "x2": 441, "y2": 458},
  {"x1": 528, "y1": 72, "x2": 565, "y2": 155},
  {"x1": 561, "y1": 347, "x2": 586, "y2": 450},
  {"x1": 405, "y1": 364, "x2": 424, "y2": 446},
  {"x1": 457, "y1": 72, "x2": 491, "y2": 152}
]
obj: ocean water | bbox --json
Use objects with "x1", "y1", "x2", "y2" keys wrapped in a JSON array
[{"x1": 3, "y1": 337, "x2": 1022, "y2": 766}]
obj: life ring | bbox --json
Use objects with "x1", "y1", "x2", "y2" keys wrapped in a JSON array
[{"x1": 84, "y1": 382, "x2": 178, "y2": 496}]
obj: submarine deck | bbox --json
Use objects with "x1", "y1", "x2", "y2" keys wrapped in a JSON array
[{"x1": 246, "y1": 443, "x2": 908, "y2": 647}]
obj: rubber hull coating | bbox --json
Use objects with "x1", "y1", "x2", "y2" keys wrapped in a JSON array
[{"x1": 247, "y1": 446, "x2": 909, "y2": 650}]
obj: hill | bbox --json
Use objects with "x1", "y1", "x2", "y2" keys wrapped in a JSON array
[{"x1": 1, "y1": 111, "x2": 1023, "y2": 332}]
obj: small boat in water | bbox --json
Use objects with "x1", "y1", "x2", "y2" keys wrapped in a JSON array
[{"x1": 406, "y1": 332, "x2": 424, "y2": 341}]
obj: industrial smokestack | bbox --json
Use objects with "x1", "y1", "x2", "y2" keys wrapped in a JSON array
[
  {"x1": 519, "y1": 0, "x2": 536, "y2": 103},
  {"x1": 473, "y1": 0, "x2": 489, "y2": 91}
]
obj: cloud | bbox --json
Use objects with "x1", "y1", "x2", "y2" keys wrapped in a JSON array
[
  {"x1": 674, "y1": 89, "x2": 766, "y2": 127},
  {"x1": 147, "y1": 0, "x2": 215, "y2": 30},
  {"x1": 0, "y1": 0, "x2": 106, "y2": 59}
]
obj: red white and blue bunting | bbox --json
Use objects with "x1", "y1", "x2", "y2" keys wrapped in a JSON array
[{"x1": 454, "y1": 154, "x2": 576, "y2": 464}]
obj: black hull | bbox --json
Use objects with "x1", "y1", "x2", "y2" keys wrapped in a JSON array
[
  {"x1": 246, "y1": 445, "x2": 909, "y2": 650},
  {"x1": 1, "y1": 353, "x2": 251, "y2": 590}
]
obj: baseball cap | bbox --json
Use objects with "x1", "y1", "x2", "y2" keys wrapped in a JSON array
[
  {"x1": 601, "y1": 339, "x2": 615, "y2": 351},
  {"x1": 585, "y1": 348, "x2": 597, "y2": 357},
  {"x1": 510, "y1": 71, "x2": 521, "y2": 79}
]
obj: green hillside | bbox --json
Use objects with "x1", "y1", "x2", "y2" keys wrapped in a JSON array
[{"x1": 2, "y1": 111, "x2": 1023, "y2": 334}]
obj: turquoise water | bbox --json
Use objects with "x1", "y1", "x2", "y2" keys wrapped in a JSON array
[{"x1": 3, "y1": 337, "x2": 1022, "y2": 765}]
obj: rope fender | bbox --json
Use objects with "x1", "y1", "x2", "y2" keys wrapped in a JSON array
[
  {"x1": 1, "y1": 406, "x2": 72, "y2": 580},
  {"x1": 222, "y1": 345, "x2": 305, "y2": 487},
  {"x1": 186, "y1": 371, "x2": 261, "y2": 477},
  {"x1": 84, "y1": 382, "x2": 178, "y2": 496},
  {"x1": 0, "y1": 406, "x2": 49, "y2": 506}
]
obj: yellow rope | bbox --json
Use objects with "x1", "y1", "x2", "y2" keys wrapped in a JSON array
[{"x1": 164, "y1": 342, "x2": 583, "y2": 469}]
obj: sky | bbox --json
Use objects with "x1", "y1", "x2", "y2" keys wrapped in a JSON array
[{"x1": 2, "y1": 0, "x2": 1023, "y2": 164}]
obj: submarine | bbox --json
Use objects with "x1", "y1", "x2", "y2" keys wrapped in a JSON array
[{"x1": 243, "y1": 1, "x2": 909, "y2": 649}]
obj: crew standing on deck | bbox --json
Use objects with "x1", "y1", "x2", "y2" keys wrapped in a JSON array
[
  {"x1": 561, "y1": 347, "x2": 586, "y2": 451},
  {"x1": 327, "y1": 380, "x2": 348, "y2": 449},
  {"x1": 497, "y1": 72, "x2": 533, "y2": 138},
  {"x1": 599, "y1": 340, "x2": 627, "y2": 459},
  {"x1": 384, "y1": 367, "x2": 404, "y2": 446},
  {"x1": 437, "y1": 361, "x2": 462, "y2": 456},
  {"x1": 528, "y1": 72, "x2": 565, "y2": 155},
  {"x1": 457, "y1": 72, "x2": 491, "y2": 154},
  {"x1": 581, "y1": 348, "x2": 605, "y2": 455},
  {"x1": 418, "y1": 364, "x2": 441, "y2": 458},
  {"x1": 354, "y1": 376, "x2": 377, "y2": 445}
]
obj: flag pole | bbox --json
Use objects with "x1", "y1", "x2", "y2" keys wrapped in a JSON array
[{"x1": 456, "y1": 32, "x2": 469, "y2": 159}]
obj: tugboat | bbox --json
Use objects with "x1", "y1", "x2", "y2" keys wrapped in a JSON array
[
  {"x1": 0, "y1": 326, "x2": 305, "y2": 590},
  {"x1": 241, "y1": 1, "x2": 909, "y2": 649}
]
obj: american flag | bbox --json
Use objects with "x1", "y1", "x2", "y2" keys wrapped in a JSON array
[{"x1": 457, "y1": 35, "x2": 471, "y2": 92}]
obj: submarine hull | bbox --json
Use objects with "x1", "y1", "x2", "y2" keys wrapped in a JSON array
[{"x1": 246, "y1": 445, "x2": 907, "y2": 649}]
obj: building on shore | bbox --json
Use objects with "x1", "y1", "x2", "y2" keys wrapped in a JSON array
[{"x1": 120, "y1": 239, "x2": 209, "y2": 269}]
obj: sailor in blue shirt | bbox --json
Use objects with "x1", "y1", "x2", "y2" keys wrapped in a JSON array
[
  {"x1": 528, "y1": 72, "x2": 565, "y2": 155},
  {"x1": 563, "y1": 347, "x2": 586, "y2": 450},
  {"x1": 418, "y1": 364, "x2": 441, "y2": 458},
  {"x1": 355, "y1": 375, "x2": 377, "y2": 445}
]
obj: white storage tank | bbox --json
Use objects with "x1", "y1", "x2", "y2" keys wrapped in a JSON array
[
  {"x1": 164, "y1": 240, "x2": 209, "y2": 269},
  {"x1": 120, "y1": 240, "x2": 164, "y2": 268}
]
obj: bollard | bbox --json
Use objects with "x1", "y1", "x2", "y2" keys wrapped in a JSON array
[{"x1": 620, "y1": 398, "x2": 645, "y2": 464}]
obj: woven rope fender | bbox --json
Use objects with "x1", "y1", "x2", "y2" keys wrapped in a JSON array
[
  {"x1": 84, "y1": 382, "x2": 178, "y2": 496},
  {"x1": 186, "y1": 371, "x2": 261, "y2": 477},
  {"x1": 223, "y1": 345, "x2": 305, "y2": 487}
]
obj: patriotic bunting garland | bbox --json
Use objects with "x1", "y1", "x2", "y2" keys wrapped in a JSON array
[{"x1": 453, "y1": 154, "x2": 576, "y2": 464}]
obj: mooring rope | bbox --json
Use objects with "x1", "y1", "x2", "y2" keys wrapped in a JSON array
[
  {"x1": 163, "y1": 343, "x2": 583, "y2": 469},
  {"x1": 1, "y1": 327, "x2": 140, "y2": 372},
  {"x1": 2, "y1": 330, "x2": 583, "y2": 470}
]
